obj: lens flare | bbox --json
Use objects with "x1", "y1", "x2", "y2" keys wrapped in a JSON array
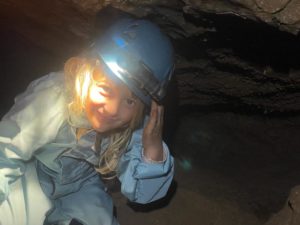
[{"x1": 178, "y1": 158, "x2": 192, "y2": 171}]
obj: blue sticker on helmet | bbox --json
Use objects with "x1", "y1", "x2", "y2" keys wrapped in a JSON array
[{"x1": 113, "y1": 36, "x2": 127, "y2": 48}]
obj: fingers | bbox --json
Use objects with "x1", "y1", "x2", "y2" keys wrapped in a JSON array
[
  {"x1": 142, "y1": 101, "x2": 164, "y2": 160},
  {"x1": 146, "y1": 101, "x2": 157, "y2": 131},
  {"x1": 147, "y1": 101, "x2": 164, "y2": 133},
  {"x1": 157, "y1": 102, "x2": 164, "y2": 129}
]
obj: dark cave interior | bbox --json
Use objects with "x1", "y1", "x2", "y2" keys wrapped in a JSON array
[
  {"x1": 1, "y1": 5, "x2": 300, "y2": 225},
  {"x1": 183, "y1": 11, "x2": 300, "y2": 72}
]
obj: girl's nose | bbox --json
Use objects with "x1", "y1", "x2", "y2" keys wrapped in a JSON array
[{"x1": 102, "y1": 98, "x2": 120, "y2": 117}]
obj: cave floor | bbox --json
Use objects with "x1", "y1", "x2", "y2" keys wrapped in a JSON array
[{"x1": 112, "y1": 112, "x2": 300, "y2": 225}]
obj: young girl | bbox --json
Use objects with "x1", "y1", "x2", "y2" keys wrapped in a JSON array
[{"x1": 0, "y1": 18, "x2": 175, "y2": 225}]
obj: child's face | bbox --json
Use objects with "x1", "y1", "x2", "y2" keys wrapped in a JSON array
[{"x1": 85, "y1": 68, "x2": 140, "y2": 133}]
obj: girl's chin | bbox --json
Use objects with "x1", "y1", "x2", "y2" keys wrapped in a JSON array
[
  {"x1": 92, "y1": 123, "x2": 110, "y2": 133},
  {"x1": 91, "y1": 121, "x2": 118, "y2": 133},
  {"x1": 92, "y1": 122, "x2": 129, "y2": 134}
]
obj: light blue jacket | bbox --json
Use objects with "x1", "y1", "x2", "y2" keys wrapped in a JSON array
[{"x1": 0, "y1": 72, "x2": 174, "y2": 225}]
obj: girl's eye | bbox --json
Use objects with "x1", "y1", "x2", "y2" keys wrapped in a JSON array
[{"x1": 125, "y1": 98, "x2": 136, "y2": 107}]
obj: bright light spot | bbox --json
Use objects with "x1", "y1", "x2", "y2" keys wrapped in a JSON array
[
  {"x1": 75, "y1": 69, "x2": 92, "y2": 105},
  {"x1": 89, "y1": 86, "x2": 105, "y2": 104},
  {"x1": 81, "y1": 70, "x2": 91, "y2": 103}
]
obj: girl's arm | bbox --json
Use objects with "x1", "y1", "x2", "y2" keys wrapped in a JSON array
[
  {"x1": 117, "y1": 140, "x2": 174, "y2": 204},
  {"x1": 0, "y1": 72, "x2": 66, "y2": 204}
]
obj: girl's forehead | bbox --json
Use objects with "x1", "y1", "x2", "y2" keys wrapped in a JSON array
[
  {"x1": 93, "y1": 67, "x2": 119, "y2": 85},
  {"x1": 93, "y1": 67, "x2": 136, "y2": 98}
]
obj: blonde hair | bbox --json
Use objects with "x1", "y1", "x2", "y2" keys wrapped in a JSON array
[
  {"x1": 64, "y1": 57, "x2": 96, "y2": 116},
  {"x1": 64, "y1": 56, "x2": 145, "y2": 178},
  {"x1": 95, "y1": 101, "x2": 144, "y2": 178}
]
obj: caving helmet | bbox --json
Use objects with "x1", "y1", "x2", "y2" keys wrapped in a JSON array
[{"x1": 93, "y1": 18, "x2": 175, "y2": 106}]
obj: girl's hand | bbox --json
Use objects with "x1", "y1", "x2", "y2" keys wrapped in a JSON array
[{"x1": 142, "y1": 101, "x2": 164, "y2": 162}]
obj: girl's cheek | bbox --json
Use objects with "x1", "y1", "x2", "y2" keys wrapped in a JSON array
[{"x1": 123, "y1": 107, "x2": 136, "y2": 121}]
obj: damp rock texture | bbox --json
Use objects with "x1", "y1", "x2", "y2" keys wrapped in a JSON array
[
  {"x1": 182, "y1": 0, "x2": 300, "y2": 34},
  {"x1": 1, "y1": 1, "x2": 300, "y2": 224},
  {"x1": 1, "y1": 0, "x2": 300, "y2": 113},
  {"x1": 265, "y1": 185, "x2": 300, "y2": 225}
]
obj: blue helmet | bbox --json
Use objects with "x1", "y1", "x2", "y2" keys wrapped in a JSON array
[{"x1": 93, "y1": 18, "x2": 175, "y2": 106}]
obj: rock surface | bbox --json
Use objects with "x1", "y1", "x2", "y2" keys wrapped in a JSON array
[
  {"x1": 1, "y1": 1, "x2": 300, "y2": 224},
  {"x1": 265, "y1": 186, "x2": 300, "y2": 225},
  {"x1": 2, "y1": 1, "x2": 300, "y2": 112}
]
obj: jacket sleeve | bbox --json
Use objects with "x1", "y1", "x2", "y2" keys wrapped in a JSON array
[
  {"x1": 117, "y1": 127, "x2": 174, "y2": 204},
  {"x1": 0, "y1": 72, "x2": 66, "y2": 204}
]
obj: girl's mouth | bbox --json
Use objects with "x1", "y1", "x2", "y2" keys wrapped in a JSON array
[{"x1": 97, "y1": 113, "x2": 117, "y2": 123}]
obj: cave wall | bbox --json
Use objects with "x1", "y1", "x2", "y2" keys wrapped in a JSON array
[
  {"x1": 1, "y1": 1, "x2": 300, "y2": 225},
  {"x1": 1, "y1": 0, "x2": 300, "y2": 113}
]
